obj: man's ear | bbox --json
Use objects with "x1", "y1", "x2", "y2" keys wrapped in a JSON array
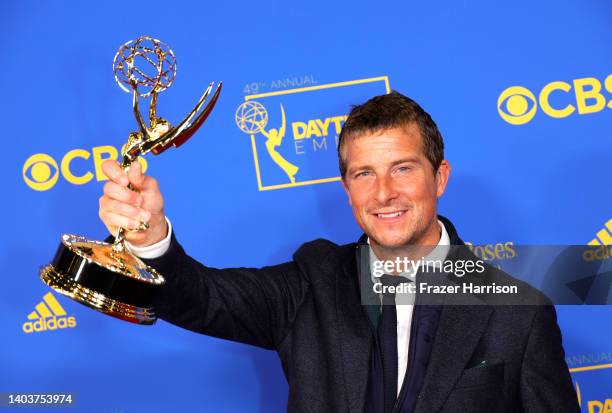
[
  {"x1": 435, "y1": 160, "x2": 451, "y2": 198},
  {"x1": 341, "y1": 178, "x2": 352, "y2": 206}
]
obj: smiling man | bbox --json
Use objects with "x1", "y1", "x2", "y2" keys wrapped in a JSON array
[
  {"x1": 99, "y1": 91, "x2": 580, "y2": 412},
  {"x1": 339, "y1": 105, "x2": 450, "y2": 260}
]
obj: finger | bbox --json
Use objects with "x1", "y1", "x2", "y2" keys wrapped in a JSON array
[
  {"x1": 127, "y1": 161, "x2": 145, "y2": 190},
  {"x1": 138, "y1": 177, "x2": 164, "y2": 214},
  {"x1": 99, "y1": 196, "x2": 151, "y2": 222},
  {"x1": 139, "y1": 174, "x2": 160, "y2": 194},
  {"x1": 103, "y1": 181, "x2": 143, "y2": 205},
  {"x1": 99, "y1": 210, "x2": 145, "y2": 232},
  {"x1": 102, "y1": 160, "x2": 129, "y2": 186},
  {"x1": 98, "y1": 211, "x2": 149, "y2": 245}
]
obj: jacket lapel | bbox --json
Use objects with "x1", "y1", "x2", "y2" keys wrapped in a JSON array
[
  {"x1": 416, "y1": 223, "x2": 495, "y2": 413},
  {"x1": 336, "y1": 246, "x2": 373, "y2": 413},
  {"x1": 415, "y1": 293, "x2": 493, "y2": 413}
]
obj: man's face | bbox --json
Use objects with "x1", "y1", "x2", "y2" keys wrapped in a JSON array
[{"x1": 341, "y1": 124, "x2": 450, "y2": 250}]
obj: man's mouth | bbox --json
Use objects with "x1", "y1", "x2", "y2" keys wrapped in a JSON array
[{"x1": 374, "y1": 211, "x2": 405, "y2": 219}]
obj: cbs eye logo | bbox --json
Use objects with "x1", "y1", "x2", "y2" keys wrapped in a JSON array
[
  {"x1": 23, "y1": 154, "x2": 59, "y2": 191},
  {"x1": 22, "y1": 145, "x2": 147, "y2": 191},
  {"x1": 497, "y1": 74, "x2": 612, "y2": 125},
  {"x1": 497, "y1": 86, "x2": 537, "y2": 125}
]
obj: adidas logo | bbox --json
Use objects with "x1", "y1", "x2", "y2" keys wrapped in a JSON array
[
  {"x1": 22, "y1": 292, "x2": 77, "y2": 333},
  {"x1": 584, "y1": 218, "x2": 612, "y2": 261},
  {"x1": 588, "y1": 218, "x2": 612, "y2": 246}
]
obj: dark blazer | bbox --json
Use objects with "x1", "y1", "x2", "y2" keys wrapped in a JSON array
[{"x1": 144, "y1": 216, "x2": 580, "y2": 412}]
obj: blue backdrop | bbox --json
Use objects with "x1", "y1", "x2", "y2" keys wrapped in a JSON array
[{"x1": 2, "y1": 0, "x2": 611, "y2": 412}]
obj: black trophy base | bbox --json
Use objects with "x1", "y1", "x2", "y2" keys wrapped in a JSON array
[{"x1": 40, "y1": 234, "x2": 165, "y2": 325}]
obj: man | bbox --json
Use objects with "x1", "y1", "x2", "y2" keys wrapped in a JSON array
[{"x1": 99, "y1": 92, "x2": 580, "y2": 412}]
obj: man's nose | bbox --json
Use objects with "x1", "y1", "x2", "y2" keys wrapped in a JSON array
[{"x1": 375, "y1": 175, "x2": 398, "y2": 204}]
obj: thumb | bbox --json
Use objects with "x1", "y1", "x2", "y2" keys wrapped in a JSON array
[{"x1": 127, "y1": 160, "x2": 145, "y2": 190}]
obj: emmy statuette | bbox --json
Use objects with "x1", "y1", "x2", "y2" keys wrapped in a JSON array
[{"x1": 40, "y1": 36, "x2": 222, "y2": 324}]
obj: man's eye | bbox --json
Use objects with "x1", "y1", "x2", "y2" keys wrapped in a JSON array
[
  {"x1": 397, "y1": 166, "x2": 412, "y2": 173},
  {"x1": 355, "y1": 171, "x2": 371, "y2": 178}
]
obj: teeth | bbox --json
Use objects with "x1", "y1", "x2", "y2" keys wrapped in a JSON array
[{"x1": 378, "y1": 211, "x2": 402, "y2": 218}]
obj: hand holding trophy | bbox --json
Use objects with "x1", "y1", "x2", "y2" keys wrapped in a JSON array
[{"x1": 40, "y1": 36, "x2": 222, "y2": 324}]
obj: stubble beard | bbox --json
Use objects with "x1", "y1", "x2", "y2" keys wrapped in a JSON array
[{"x1": 369, "y1": 211, "x2": 440, "y2": 262}]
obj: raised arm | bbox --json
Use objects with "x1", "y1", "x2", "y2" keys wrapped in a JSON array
[
  {"x1": 142, "y1": 233, "x2": 309, "y2": 349},
  {"x1": 98, "y1": 159, "x2": 309, "y2": 349},
  {"x1": 279, "y1": 104, "x2": 286, "y2": 137}
]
